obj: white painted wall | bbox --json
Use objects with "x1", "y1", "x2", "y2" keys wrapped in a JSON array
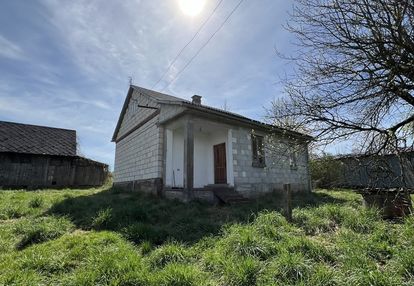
[
  {"x1": 194, "y1": 131, "x2": 212, "y2": 187},
  {"x1": 171, "y1": 129, "x2": 184, "y2": 187},
  {"x1": 165, "y1": 121, "x2": 234, "y2": 188}
]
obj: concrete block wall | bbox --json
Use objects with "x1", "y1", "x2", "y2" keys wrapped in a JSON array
[
  {"x1": 117, "y1": 90, "x2": 160, "y2": 139},
  {"x1": 231, "y1": 127, "x2": 310, "y2": 197},
  {"x1": 114, "y1": 115, "x2": 163, "y2": 183}
]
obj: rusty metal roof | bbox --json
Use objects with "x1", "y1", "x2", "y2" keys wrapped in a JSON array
[{"x1": 0, "y1": 121, "x2": 76, "y2": 156}]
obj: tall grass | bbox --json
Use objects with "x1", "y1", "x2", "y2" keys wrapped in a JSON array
[{"x1": 0, "y1": 187, "x2": 413, "y2": 285}]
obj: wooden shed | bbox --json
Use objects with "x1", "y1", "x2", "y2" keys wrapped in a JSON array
[{"x1": 0, "y1": 121, "x2": 108, "y2": 189}]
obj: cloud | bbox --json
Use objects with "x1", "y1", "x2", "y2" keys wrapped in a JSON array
[{"x1": 0, "y1": 35, "x2": 24, "y2": 60}]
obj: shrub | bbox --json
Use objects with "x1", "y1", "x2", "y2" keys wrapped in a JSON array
[{"x1": 310, "y1": 155, "x2": 344, "y2": 188}]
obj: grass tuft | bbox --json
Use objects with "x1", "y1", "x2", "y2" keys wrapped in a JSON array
[
  {"x1": 13, "y1": 216, "x2": 74, "y2": 249},
  {"x1": 0, "y1": 188, "x2": 413, "y2": 285},
  {"x1": 28, "y1": 197, "x2": 43, "y2": 209}
]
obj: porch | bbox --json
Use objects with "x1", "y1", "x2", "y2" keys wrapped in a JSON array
[{"x1": 163, "y1": 115, "x2": 235, "y2": 201}]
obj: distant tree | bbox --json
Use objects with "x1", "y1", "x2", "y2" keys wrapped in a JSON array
[
  {"x1": 269, "y1": 0, "x2": 414, "y2": 156},
  {"x1": 309, "y1": 153, "x2": 344, "y2": 188}
]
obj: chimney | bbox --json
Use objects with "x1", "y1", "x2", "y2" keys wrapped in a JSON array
[{"x1": 191, "y1": 95, "x2": 202, "y2": 105}]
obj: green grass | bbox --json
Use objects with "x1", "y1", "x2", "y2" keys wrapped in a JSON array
[{"x1": 0, "y1": 187, "x2": 413, "y2": 285}]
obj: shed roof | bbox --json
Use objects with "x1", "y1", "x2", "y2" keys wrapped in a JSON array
[{"x1": 0, "y1": 121, "x2": 77, "y2": 156}]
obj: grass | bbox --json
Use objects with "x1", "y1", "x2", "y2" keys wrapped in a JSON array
[{"x1": 0, "y1": 187, "x2": 413, "y2": 285}]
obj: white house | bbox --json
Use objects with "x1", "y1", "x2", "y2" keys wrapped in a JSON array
[{"x1": 112, "y1": 85, "x2": 312, "y2": 202}]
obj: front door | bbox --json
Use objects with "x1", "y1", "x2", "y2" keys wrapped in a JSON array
[{"x1": 213, "y1": 143, "x2": 227, "y2": 184}]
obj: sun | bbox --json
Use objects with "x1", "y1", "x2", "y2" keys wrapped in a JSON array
[{"x1": 179, "y1": 0, "x2": 206, "y2": 16}]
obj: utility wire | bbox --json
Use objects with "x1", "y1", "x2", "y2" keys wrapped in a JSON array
[
  {"x1": 152, "y1": 0, "x2": 224, "y2": 89},
  {"x1": 160, "y1": 0, "x2": 246, "y2": 92}
]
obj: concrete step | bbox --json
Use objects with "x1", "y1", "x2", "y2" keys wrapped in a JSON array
[{"x1": 211, "y1": 187, "x2": 249, "y2": 204}]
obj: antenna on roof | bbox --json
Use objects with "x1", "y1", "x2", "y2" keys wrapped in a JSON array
[{"x1": 128, "y1": 76, "x2": 133, "y2": 85}]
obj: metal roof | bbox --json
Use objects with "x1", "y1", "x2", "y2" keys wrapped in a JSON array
[
  {"x1": 112, "y1": 85, "x2": 312, "y2": 141},
  {"x1": 0, "y1": 121, "x2": 76, "y2": 156}
]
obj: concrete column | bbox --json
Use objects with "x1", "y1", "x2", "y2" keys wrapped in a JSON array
[
  {"x1": 227, "y1": 129, "x2": 234, "y2": 186},
  {"x1": 183, "y1": 116, "x2": 194, "y2": 200}
]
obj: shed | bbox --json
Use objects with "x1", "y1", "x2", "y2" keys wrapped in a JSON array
[{"x1": 0, "y1": 121, "x2": 108, "y2": 189}]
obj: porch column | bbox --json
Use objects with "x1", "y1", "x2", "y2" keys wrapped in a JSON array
[{"x1": 183, "y1": 116, "x2": 194, "y2": 200}]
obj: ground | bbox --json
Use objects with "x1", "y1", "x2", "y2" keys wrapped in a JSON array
[{"x1": 0, "y1": 187, "x2": 413, "y2": 286}]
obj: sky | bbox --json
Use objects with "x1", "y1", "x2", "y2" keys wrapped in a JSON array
[{"x1": 0, "y1": 0, "x2": 338, "y2": 169}]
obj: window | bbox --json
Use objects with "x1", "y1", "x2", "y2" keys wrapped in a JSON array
[
  {"x1": 290, "y1": 151, "x2": 298, "y2": 170},
  {"x1": 252, "y1": 134, "x2": 265, "y2": 167}
]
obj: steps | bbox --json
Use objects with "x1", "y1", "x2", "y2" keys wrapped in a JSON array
[{"x1": 205, "y1": 185, "x2": 249, "y2": 204}]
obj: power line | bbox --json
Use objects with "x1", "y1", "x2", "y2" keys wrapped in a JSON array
[
  {"x1": 160, "y1": 0, "x2": 246, "y2": 92},
  {"x1": 152, "y1": 0, "x2": 224, "y2": 89}
]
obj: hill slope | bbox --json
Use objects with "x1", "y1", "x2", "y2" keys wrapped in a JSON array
[{"x1": 0, "y1": 188, "x2": 413, "y2": 285}]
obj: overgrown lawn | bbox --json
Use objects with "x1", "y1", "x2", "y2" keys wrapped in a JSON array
[{"x1": 0, "y1": 187, "x2": 413, "y2": 285}]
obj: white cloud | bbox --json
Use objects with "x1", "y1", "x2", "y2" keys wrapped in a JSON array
[{"x1": 0, "y1": 35, "x2": 24, "y2": 60}]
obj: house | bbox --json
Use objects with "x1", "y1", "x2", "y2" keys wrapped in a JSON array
[
  {"x1": 0, "y1": 121, "x2": 108, "y2": 189},
  {"x1": 112, "y1": 85, "x2": 312, "y2": 202}
]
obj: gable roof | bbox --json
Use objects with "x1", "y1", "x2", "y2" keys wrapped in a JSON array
[
  {"x1": 0, "y1": 121, "x2": 77, "y2": 156},
  {"x1": 112, "y1": 85, "x2": 312, "y2": 142}
]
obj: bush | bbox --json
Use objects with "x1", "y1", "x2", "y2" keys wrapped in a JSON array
[{"x1": 310, "y1": 155, "x2": 344, "y2": 188}]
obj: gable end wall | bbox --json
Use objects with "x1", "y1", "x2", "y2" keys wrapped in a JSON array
[{"x1": 113, "y1": 90, "x2": 164, "y2": 184}]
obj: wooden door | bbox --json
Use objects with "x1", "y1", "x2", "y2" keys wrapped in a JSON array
[{"x1": 213, "y1": 143, "x2": 227, "y2": 184}]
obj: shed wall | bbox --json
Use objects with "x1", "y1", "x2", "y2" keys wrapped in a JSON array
[{"x1": 0, "y1": 153, "x2": 108, "y2": 189}]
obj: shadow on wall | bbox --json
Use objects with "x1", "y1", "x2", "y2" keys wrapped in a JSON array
[{"x1": 48, "y1": 188, "x2": 347, "y2": 245}]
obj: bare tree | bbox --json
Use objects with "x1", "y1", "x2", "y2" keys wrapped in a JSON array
[{"x1": 269, "y1": 0, "x2": 414, "y2": 156}]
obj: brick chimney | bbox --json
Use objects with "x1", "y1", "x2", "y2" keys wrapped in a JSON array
[{"x1": 191, "y1": 95, "x2": 202, "y2": 105}]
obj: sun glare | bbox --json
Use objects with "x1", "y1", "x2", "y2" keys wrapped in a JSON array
[{"x1": 179, "y1": 0, "x2": 206, "y2": 16}]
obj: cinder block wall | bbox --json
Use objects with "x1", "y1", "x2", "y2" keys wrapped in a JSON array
[
  {"x1": 113, "y1": 115, "x2": 163, "y2": 183},
  {"x1": 231, "y1": 127, "x2": 310, "y2": 197}
]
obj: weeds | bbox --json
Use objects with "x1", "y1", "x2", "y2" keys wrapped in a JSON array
[{"x1": 0, "y1": 188, "x2": 413, "y2": 285}]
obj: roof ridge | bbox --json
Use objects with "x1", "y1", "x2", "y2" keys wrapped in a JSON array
[{"x1": 0, "y1": 120, "x2": 76, "y2": 133}]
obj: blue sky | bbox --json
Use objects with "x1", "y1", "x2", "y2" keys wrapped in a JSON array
[{"x1": 0, "y1": 0, "x2": 345, "y2": 168}]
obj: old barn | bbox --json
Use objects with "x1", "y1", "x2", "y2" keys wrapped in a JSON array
[{"x1": 0, "y1": 121, "x2": 108, "y2": 189}]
